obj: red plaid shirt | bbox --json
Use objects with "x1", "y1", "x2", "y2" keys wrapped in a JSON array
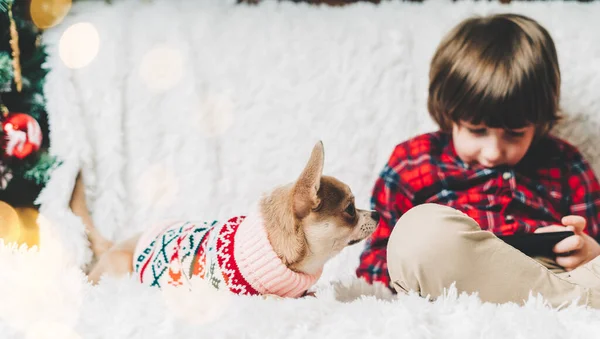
[{"x1": 356, "y1": 131, "x2": 600, "y2": 289}]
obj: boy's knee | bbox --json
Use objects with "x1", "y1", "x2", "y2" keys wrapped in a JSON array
[
  {"x1": 386, "y1": 203, "x2": 482, "y2": 295},
  {"x1": 389, "y1": 203, "x2": 479, "y2": 247}
]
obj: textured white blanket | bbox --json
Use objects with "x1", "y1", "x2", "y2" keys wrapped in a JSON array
[{"x1": 2, "y1": 0, "x2": 600, "y2": 337}]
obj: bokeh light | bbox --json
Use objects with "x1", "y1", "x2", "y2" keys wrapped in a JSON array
[
  {"x1": 139, "y1": 44, "x2": 184, "y2": 92},
  {"x1": 196, "y1": 92, "x2": 235, "y2": 137},
  {"x1": 0, "y1": 201, "x2": 21, "y2": 245},
  {"x1": 25, "y1": 320, "x2": 80, "y2": 339},
  {"x1": 58, "y1": 22, "x2": 100, "y2": 69},
  {"x1": 137, "y1": 164, "x2": 179, "y2": 208},
  {"x1": 30, "y1": 0, "x2": 72, "y2": 29}
]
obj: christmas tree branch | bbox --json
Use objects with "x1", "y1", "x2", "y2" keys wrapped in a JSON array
[
  {"x1": 0, "y1": 0, "x2": 11, "y2": 13},
  {"x1": 0, "y1": 51, "x2": 12, "y2": 86}
]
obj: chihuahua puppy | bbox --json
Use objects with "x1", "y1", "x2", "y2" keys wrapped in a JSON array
[{"x1": 88, "y1": 141, "x2": 379, "y2": 298}]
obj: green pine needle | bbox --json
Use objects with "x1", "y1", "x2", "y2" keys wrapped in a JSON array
[
  {"x1": 22, "y1": 153, "x2": 62, "y2": 185},
  {"x1": 0, "y1": 0, "x2": 12, "y2": 13},
  {"x1": 0, "y1": 52, "x2": 13, "y2": 85}
]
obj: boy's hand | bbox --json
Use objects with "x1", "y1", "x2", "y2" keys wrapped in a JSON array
[{"x1": 535, "y1": 216, "x2": 600, "y2": 271}]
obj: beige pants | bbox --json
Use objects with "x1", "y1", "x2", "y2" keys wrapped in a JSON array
[{"x1": 387, "y1": 203, "x2": 600, "y2": 308}]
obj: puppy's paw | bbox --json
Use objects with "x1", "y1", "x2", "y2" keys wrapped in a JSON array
[{"x1": 261, "y1": 294, "x2": 284, "y2": 301}]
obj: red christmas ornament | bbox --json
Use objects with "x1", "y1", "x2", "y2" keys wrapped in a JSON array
[{"x1": 2, "y1": 113, "x2": 42, "y2": 159}]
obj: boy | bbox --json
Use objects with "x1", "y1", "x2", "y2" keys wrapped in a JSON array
[{"x1": 357, "y1": 13, "x2": 600, "y2": 308}]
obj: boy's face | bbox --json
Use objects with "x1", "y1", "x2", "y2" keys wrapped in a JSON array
[{"x1": 452, "y1": 121, "x2": 536, "y2": 168}]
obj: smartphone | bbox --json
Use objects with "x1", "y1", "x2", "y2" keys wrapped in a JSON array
[{"x1": 497, "y1": 231, "x2": 574, "y2": 258}]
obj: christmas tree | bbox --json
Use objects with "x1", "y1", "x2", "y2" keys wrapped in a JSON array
[{"x1": 0, "y1": 0, "x2": 59, "y2": 208}]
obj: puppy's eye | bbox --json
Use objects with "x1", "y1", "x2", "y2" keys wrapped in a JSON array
[{"x1": 345, "y1": 203, "x2": 356, "y2": 217}]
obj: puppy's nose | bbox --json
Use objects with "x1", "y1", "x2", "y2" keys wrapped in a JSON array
[{"x1": 370, "y1": 211, "x2": 380, "y2": 222}]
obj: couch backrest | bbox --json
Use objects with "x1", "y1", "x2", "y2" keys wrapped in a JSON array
[{"x1": 43, "y1": 0, "x2": 600, "y2": 244}]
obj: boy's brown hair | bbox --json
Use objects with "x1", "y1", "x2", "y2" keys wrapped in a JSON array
[{"x1": 427, "y1": 13, "x2": 561, "y2": 136}]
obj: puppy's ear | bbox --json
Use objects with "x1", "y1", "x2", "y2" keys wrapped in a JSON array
[{"x1": 292, "y1": 141, "x2": 324, "y2": 219}]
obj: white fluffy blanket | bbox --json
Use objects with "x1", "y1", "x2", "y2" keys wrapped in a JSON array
[{"x1": 2, "y1": 0, "x2": 600, "y2": 337}]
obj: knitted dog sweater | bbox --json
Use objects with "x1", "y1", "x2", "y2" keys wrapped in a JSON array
[{"x1": 133, "y1": 210, "x2": 321, "y2": 297}]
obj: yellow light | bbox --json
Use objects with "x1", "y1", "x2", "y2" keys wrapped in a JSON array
[
  {"x1": 59, "y1": 22, "x2": 100, "y2": 69},
  {"x1": 0, "y1": 201, "x2": 21, "y2": 245},
  {"x1": 30, "y1": 0, "x2": 72, "y2": 29}
]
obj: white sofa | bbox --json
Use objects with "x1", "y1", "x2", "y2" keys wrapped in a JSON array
[{"x1": 2, "y1": 0, "x2": 600, "y2": 338}]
